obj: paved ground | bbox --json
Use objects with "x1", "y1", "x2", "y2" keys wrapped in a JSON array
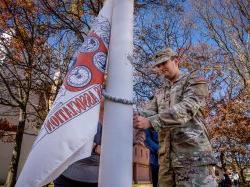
[
  {"x1": 48, "y1": 184, "x2": 152, "y2": 187},
  {"x1": 1, "y1": 184, "x2": 152, "y2": 187}
]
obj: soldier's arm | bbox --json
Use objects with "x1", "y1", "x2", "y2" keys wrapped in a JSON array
[
  {"x1": 138, "y1": 96, "x2": 158, "y2": 117},
  {"x1": 148, "y1": 76, "x2": 209, "y2": 131}
]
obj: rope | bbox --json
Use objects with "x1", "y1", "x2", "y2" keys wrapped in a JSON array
[{"x1": 103, "y1": 91, "x2": 135, "y2": 105}]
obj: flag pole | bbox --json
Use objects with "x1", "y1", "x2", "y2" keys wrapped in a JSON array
[{"x1": 99, "y1": 0, "x2": 134, "y2": 187}]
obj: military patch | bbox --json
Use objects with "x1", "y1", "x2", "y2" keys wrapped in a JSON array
[{"x1": 194, "y1": 76, "x2": 207, "y2": 83}]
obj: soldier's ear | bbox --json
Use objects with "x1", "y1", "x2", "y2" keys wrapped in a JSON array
[{"x1": 173, "y1": 58, "x2": 180, "y2": 67}]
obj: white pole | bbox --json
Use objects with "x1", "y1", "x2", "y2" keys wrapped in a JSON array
[{"x1": 99, "y1": 0, "x2": 134, "y2": 187}]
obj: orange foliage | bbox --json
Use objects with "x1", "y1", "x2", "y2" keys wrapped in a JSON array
[
  {"x1": 0, "y1": 118, "x2": 16, "y2": 142},
  {"x1": 0, "y1": 0, "x2": 48, "y2": 63},
  {"x1": 208, "y1": 88, "x2": 250, "y2": 150}
]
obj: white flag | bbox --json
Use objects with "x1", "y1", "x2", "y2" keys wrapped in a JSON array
[{"x1": 16, "y1": 1, "x2": 113, "y2": 186}]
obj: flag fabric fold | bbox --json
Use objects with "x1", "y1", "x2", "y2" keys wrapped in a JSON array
[{"x1": 16, "y1": 1, "x2": 113, "y2": 186}]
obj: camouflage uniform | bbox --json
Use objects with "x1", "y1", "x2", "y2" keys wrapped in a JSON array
[{"x1": 140, "y1": 71, "x2": 217, "y2": 187}]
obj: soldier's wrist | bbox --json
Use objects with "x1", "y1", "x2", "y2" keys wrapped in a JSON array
[{"x1": 146, "y1": 119, "x2": 153, "y2": 129}]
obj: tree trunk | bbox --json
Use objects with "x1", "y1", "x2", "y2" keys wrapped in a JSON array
[
  {"x1": 220, "y1": 151, "x2": 226, "y2": 171},
  {"x1": 234, "y1": 155, "x2": 246, "y2": 184},
  {"x1": 239, "y1": 168, "x2": 246, "y2": 184},
  {"x1": 5, "y1": 109, "x2": 26, "y2": 187}
]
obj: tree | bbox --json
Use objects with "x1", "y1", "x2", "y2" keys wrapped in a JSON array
[
  {"x1": 0, "y1": 1, "x2": 57, "y2": 186},
  {"x1": 133, "y1": 0, "x2": 192, "y2": 101},
  {"x1": 208, "y1": 87, "x2": 250, "y2": 182},
  {"x1": 40, "y1": 0, "x2": 103, "y2": 42},
  {"x1": 191, "y1": 0, "x2": 250, "y2": 87},
  {"x1": 181, "y1": 43, "x2": 250, "y2": 181}
]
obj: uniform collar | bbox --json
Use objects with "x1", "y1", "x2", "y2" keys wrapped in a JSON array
[{"x1": 163, "y1": 73, "x2": 188, "y2": 87}]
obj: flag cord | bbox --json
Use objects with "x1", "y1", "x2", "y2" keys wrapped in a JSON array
[{"x1": 103, "y1": 91, "x2": 134, "y2": 105}]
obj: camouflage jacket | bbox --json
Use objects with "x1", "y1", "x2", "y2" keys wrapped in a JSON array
[{"x1": 140, "y1": 71, "x2": 216, "y2": 167}]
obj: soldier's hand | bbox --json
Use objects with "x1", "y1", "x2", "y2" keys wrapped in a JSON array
[
  {"x1": 95, "y1": 145, "x2": 101, "y2": 155},
  {"x1": 133, "y1": 113, "x2": 139, "y2": 127},
  {"x1": 135, "y1": 130, "x2": 146, "y2": 146},
  {"x1": 133, "y1": 115, "x2": 152, "y2": 129}
]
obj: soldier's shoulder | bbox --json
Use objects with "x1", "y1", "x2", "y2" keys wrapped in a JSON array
[
  {"x1": 182, "y1": 71, "x2": 209, "y2": 96},
  {"x1": 186, "y1": 70, "x2": 207, "y2": 85}
]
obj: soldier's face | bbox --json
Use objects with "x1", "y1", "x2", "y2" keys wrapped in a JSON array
[{"x1": 154, "y1": 58, "x2": 179, "y2": 80}]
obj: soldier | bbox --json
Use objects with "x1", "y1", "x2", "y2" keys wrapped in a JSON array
[{"x1": 133, "y1": 48, "x2": 217, "y2": 187}]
